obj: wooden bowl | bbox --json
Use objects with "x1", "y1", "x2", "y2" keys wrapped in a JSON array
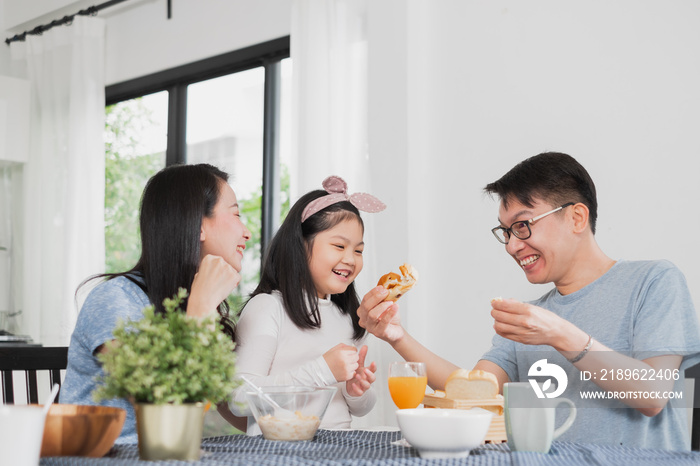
[{"x1": 41, "y1": 404, "x2": 126, "y2": 457}]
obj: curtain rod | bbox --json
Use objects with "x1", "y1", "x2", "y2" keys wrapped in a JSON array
[{"x1": 4, "y1": 0, "x2": 137, "y2": 46}]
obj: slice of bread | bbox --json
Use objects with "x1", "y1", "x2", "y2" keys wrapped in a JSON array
[
  {"x1": 445, "y1": 369, "x2": 499, "y2": 400},
  {"x1": 475, "y1": 404, "x2": 503, "y2": 415}
]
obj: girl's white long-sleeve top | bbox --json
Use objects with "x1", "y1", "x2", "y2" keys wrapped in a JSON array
[{"x1": 230, "y1": 291, "x2": 376, "y2": 434}]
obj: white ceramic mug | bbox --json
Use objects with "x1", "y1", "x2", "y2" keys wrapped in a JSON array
[
  {"x1": 503, "y1": 382, "x2": 576, "y2": 453},
  {"x1": 0, "y1": 405, "x2": 47, "y2": 465}
]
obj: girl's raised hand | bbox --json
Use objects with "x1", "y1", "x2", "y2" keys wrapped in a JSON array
[
  {"x1": 346, "y1": 345, "x2": 377, "y2": 397},
  {"x1": 187, "y1": 254, "x2": 241, "y2": 319},
  {"x1": 323, "y1": 343, "x2": 360, "y2": 382}
]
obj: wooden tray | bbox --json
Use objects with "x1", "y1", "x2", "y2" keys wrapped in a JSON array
[{"x1": 422, "y1": 392, "x2": 507, "y2": 443}]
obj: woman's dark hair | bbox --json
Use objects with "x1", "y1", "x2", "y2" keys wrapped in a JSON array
[
  {"x1": 247, "y1": 190, "x2": 366, "y2": 340},
  {"x1": 483, "y1": 152, "x2": 599, "y2": 234},
  {"x1": 79, "y1": 163, "x2": 236, "y2": 339}
]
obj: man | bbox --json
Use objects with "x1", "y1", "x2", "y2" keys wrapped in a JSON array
[{"x1": 358, "y1": 152, "x2": 700, "y2": 450}]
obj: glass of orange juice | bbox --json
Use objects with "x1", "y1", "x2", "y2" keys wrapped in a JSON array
[{"x1": 388, "y1": 362, "x2": 427, "y2": 409}]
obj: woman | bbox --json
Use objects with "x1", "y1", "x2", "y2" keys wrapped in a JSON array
[{"x1": 60, "y1": 163, "x2": 250, "y2": 443}]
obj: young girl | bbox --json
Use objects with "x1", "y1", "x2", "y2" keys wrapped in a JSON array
[
  {"x1": 61, "y1": 164, "x2": 251, "y2": 443},
  {"x1": 232, "y1": 176, "x2": 385, "y2": 434}
]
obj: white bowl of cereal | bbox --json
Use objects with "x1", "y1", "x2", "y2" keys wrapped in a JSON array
[{"x1": 245, "y1": 386, "x2": 336, "y2": 441}]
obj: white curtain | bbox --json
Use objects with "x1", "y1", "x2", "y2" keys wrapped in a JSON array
[
  {"x1": 10, "y1": 16, "x2": 106, "y2": 346},
  {"x1": 291, "y1": 0, "x2": 397, "y2": 429},
  {"x1": 291, "y1": 0, "x2": 369, "y2": 196}
]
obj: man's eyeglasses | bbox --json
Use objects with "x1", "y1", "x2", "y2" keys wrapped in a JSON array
[{"x1": 491, "y1": 202, "x2": 575, "y2": 244}]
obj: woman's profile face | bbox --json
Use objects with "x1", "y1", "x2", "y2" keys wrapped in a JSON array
[{"x1": 200, "y1": 181, "x2": 251, "y2": 272}]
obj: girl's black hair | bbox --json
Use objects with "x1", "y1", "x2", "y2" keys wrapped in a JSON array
[
  {"x1": 78, "y1": 163, "x2": 236, "y2": 340},
  {"x1": 248, "y1": 190, "x2": 366, "y2": 340}
]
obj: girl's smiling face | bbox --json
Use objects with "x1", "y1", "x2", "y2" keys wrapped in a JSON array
[{"x1": 307, "y1": 218, "x2": 364, "y2": 298}]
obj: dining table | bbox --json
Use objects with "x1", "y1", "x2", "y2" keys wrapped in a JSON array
[{"x1": 39, "y1": 429, "x2": 700, "y2": 465}]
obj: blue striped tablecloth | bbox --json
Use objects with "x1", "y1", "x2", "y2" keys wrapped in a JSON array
[{"x1": 39, "y1": 429, "x2": 700, "y2": 465}]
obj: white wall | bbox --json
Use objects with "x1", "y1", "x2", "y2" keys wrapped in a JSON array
[
  {"x1": 3, "y1": 0, "x2": 81, "y2": 29},
  {"x1": 2, "y1": 0, "x2": 698, "y2": 426},
  {"x1": 100, "y1": 0, "x2": 291, "y2": 86},
  {"x1": 0, "y1": 0, "x2": 13, "y2": 75},
  {"x1": 369, "y1": 0, "x2": 700, "y2": 376}
]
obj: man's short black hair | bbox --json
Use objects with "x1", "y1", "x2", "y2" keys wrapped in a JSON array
[{"x1": 484, "y1": 152, "x2": 598, "y2": 234}]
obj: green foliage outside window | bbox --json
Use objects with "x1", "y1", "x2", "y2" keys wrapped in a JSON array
[
  {"x1": 104, "y1": 100, "x2": 162, "y2": 274},
  {"x1": 227, "y1": 165, "x2": 291, "y2": 315},
  {"x1": 104, "y1": 98, "x2": 291, "y2": 304}
]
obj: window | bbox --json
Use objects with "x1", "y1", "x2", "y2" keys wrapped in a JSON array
[
  {"x1": 104, "y1": 36, "x2": 290, "y2": 303},
  {"x1": 104, "y1": 38, "x2": 290, "y2": 436},
  {"x1": 104, "y1": 92, "x2": 167, "y2": 273}
]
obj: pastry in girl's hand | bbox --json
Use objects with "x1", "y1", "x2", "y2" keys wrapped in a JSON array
[{"x1": 377, "y1": 263, "x2": 419, "y2": 302}]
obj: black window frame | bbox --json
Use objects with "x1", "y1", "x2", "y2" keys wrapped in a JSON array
[{"x1": 105, "y1": 36, "x2": 290, "y2": 256}]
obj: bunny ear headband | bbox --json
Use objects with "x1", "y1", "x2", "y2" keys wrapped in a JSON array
[{"x1": 301, "y1": 176, "x2": 386, "y2": 223}]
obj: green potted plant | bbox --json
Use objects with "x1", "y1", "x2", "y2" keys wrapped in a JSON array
[{"x1": 94, "y1": 288, "x2": 239, "y2": 461}]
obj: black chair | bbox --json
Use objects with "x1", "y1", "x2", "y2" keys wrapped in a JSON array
[
  {"x1": 686, "y1": 363, "x2": 700, "y2": 451},
  {"x1": 0, "y1": 346, "x2": 68, "y2": 404}
]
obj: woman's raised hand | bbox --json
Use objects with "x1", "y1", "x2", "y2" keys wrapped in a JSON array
[
  {"x1": 357, "y1": 286, "x2": 405, "y2": 343},
  {"x1": 187, "y1": 254, "x2": 241, "y2": 319}
]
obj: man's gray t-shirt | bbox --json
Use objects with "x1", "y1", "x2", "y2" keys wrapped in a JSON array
[
  {"x1": 481, "y1": 260, "x2": 700, "y2": 450},
  {"x1": 60, "y1": 275, "x2": 149, "y2": 444}
]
